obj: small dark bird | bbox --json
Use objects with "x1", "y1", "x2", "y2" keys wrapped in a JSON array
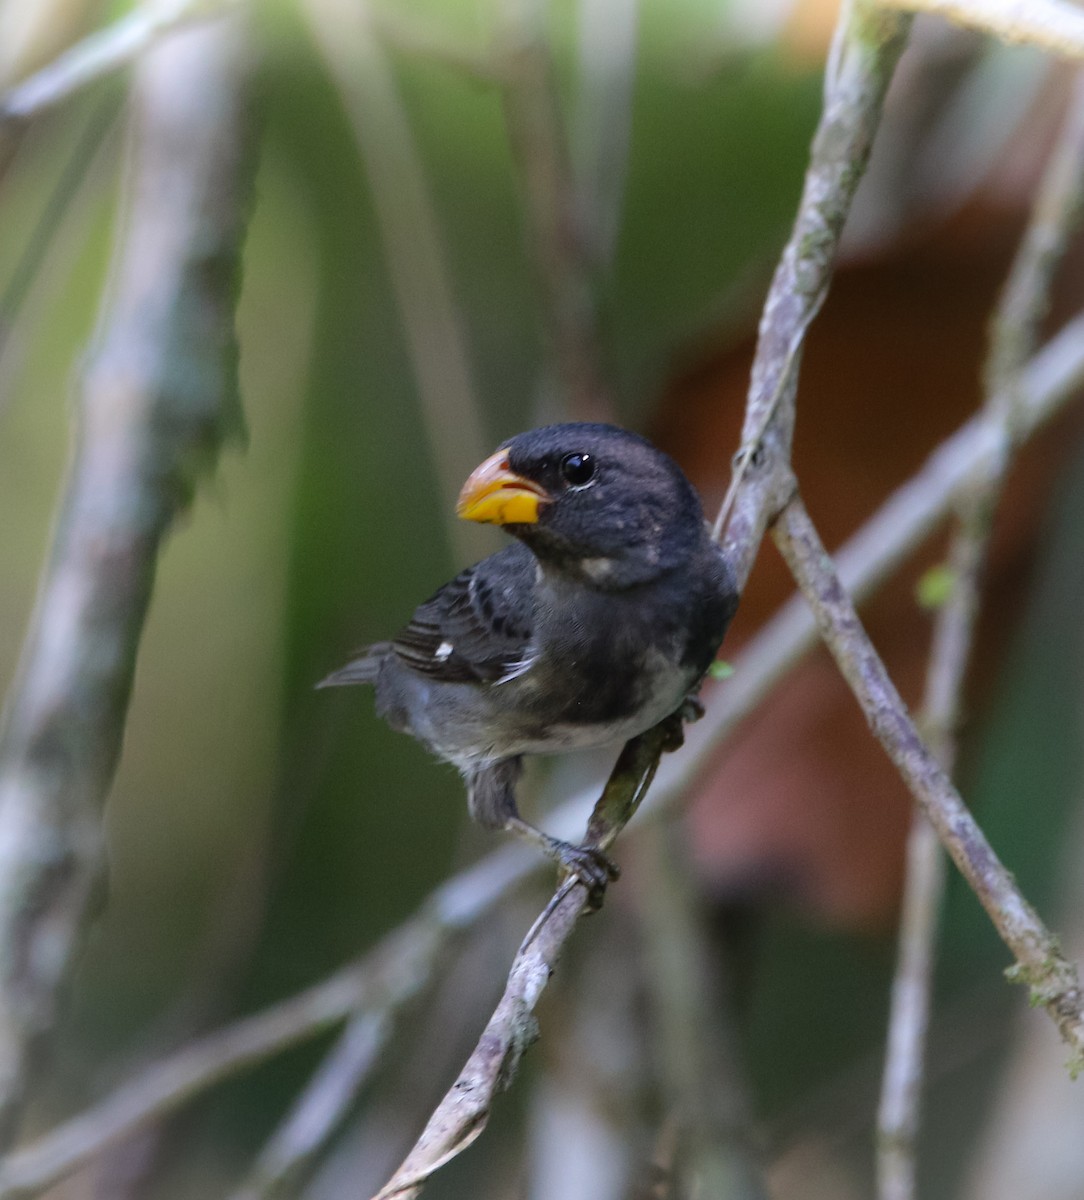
[{"x1": 320, "y1": 423, "x2": 738, "y2": 888}]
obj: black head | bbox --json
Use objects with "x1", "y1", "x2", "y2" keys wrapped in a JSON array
[{"x1": 457, "y1": 423, "x2": 708, "y2": 587}]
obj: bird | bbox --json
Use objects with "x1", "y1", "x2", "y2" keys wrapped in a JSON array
[{"x1": 319, "y1": 423, "x2": 739, "y2": 892}]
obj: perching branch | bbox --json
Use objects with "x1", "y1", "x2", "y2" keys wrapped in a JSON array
[
  {"x1": 876, "y1": 70, "x2": 1084, "y2": 1200},
  {"x1": 716, "y1": 0, "x2": 912, "y2": 582},
  {"x1": 372, "y1": 12, "x2": 914, "y2": 1190},
  {"x1": 372, "y1": 725, "x2": 670, "y2": 1200},
  {"x1": 699, "y1": 0, "x2": 1084, "y2": 1069}
]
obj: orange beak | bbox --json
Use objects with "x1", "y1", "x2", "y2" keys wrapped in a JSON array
[{"x1": 456, "y1": 449, "x2": 549, "y2": 526}]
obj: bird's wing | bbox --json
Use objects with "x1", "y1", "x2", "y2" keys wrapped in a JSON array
[{"x1": 392, "y1": 544, "x2": 535, "y2": 684}]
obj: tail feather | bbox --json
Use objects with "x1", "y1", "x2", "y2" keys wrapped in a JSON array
[{"x1": 316, "y1": 643, "x2": 390, "y2": 689}]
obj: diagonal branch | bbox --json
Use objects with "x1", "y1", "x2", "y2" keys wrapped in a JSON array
[
  {"x1": 717, "y1": 0, "x2": 912, "y2": 581},
  {"x1": 371, "y1": 726, "x2": 669, "y2": 1200},
  {"x1": 877, "y1": 70, "x2": 1084, "y2": 1200},
  {"x1": 774, "y1": 496, "x2": 1084, "y2": 1055},
  {"x1": 0, "y1": 0, "x2": 240, "y2": 124}
]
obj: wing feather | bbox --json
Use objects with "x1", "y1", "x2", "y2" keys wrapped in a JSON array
[{"x1": 391, "y1": 544, "x2": 535, "y2": 684}]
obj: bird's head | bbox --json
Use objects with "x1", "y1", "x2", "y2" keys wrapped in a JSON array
[{"x1": 456, "y1": 423, "x2": 707, "y2": 587}]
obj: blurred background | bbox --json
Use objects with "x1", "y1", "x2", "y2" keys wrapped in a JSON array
[{"x1": 1, "y1": 0, "x2": 1084, "y2": 1196}]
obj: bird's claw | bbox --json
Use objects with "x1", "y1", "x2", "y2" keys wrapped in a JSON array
[{"x1": 556, "y1": 842, "x2": 621, "y2": 909}]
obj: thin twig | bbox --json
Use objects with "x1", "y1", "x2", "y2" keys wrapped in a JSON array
[
  {"x1": 372, "y1": 725, "x2": 671, "y2": 1200},
  {"x1": 877, "y1": 0, "x2": 1084, "y2": 60},
  {"x1": 0, "y1": 0, "x2": 239, "y2": 124},
  {"x1": 987, "y1": 72, "x2": 1084, "y2": 411},
  {"x1": 684, "y1": 306, "x2": 1084, "y2": 804},
  {"x1": 229, "y1": 1012, "x2": 392, "y2": 1200},
  {"x1": 773, "y1": 496, "x2": 1084, "y2": 1054},
  {"x1": 0, "y1": 15, "x2": 255, "y2": 1133},
  {"x1": 876, "y1": 818, "x2": 945, "y2": 1200},
  {"x1": 876, "y1": 70, "x2": 1084, "y2": 1200},
  {"x1": 0, "y1": 846, "x2": 527, "y2": 1200},
  {"x1": 698, "y1": 0, "x2": 1084, "y2": 1068},
  {"x1": 717, "y1": 0, "x2": 912, "y2": 587},
  {"x1": 874, "y1": 521, "x2": 976, "y2": 1200},
  {"x1": 302, "y1": 0, "x2": 490, "y2": 565}
]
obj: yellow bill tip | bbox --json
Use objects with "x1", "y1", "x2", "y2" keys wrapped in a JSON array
[{"x1": 456, "y1": 450, "x2": 549, "y2": 526}]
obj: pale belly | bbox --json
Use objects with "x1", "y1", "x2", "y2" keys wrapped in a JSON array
[{"x1": 431, "y1": 650, "x2": 694, "y2": 766}]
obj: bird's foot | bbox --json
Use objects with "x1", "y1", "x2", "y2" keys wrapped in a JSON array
[
  {"x1": 554, "y1": 840, "x2": 621, "y2": 908},
  {"x1": 504, "y1": 816, "x2": 620, "y2": 907},
  {"x1": 659, "y1": 694, "x2": 705, "y2": 753}
]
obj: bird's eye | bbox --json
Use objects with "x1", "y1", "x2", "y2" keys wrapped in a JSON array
[{"x1": 560, "y1": 452, "x2": 595, "y2": 487}]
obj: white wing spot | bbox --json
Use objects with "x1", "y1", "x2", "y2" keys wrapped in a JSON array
[
  {"x1": 435, "y1": 641, "x2": 454, "y2": 661},
  {"x1": 495, "y1": 651, "x2": 537, "y2": 685}
]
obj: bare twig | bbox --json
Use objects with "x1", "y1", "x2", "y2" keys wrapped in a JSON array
[
  {"x1": 684, "y1": 306, "x2": 1084, "y2": 802},
  {"x1": 0, "y1": 0, "x2": 239, "y2": 124},
  {"x1": 229, "y1": 1012, "x2": 392, "y2": 1200},
  {"x1": 875, "y1": 514, "x2": 980, "y2": 1200},
  {"x1": 302, "y1": 0, "x2": 490, "y2": 565},
  {"x1": 0, "y1": 847, "x2": 527, "y2": 1200},
  {"x1": 774, "y1": 496, "x2": 1084, "y2": 1053},
  {"x1": 716, "y1": 0, "x2": 912, "y2": 581},
  {"x1": 876, "y1": 71, "x2": 1084, "y2": 1200},
  {"x1": 987, "y1": 73, "x2": 1084, "y2": 409},
  {"x1": 372, "y1": 725, "x2": 670, "y2": 1200},
  {"x1": 524, "y1": 910, "x2": 647, "y2": 1200},
  {"x1": 8, "y1": 296, "x2": 1084, "y2": 1200},
  {"x1": 877, "y1": 0, "x2": 1084, "y2": 60},
  {"x1": 876, "y1": 817, "x2": 946, "y2": 1200},
  {"x1": 0, "y1": 15, "x2": 254, "y2": 1132}
]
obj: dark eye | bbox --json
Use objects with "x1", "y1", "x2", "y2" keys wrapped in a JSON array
[{"x1": 560, "y1": 452, "x2": 595, "y2": 487}]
